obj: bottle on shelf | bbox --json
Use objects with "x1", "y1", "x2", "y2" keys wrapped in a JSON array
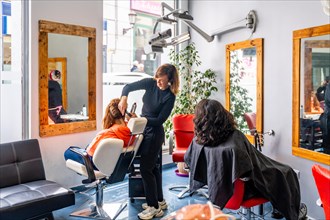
[
  {"x1": 82, "y1": 104, "x2": 87, "y2": 117},
  {"x1": 300, "y1": 105, "x2": 304, "y2": 118}
]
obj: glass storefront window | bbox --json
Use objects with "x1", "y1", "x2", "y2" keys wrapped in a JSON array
[
  {"x1": 1, "y1": 0, "x2": 24, "y2": 143},
  {"x1": 2, "y1": 0, "x2": 11, "y2": 71},
  {"x1": 103, "y1": 0, "x2": 174, "y2": 76},
  {"x1": 103, "y1": 0, "x2": 174, "y2": 109}
]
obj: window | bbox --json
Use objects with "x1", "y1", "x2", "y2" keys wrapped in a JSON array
[
  {"x1": 0, "y1": 0, "x2": 26, "y2": 143},
  {"x1": 103, "y1": 0, "x2": 174, "y2": 113},
  {"x1": 103, "y1": 0, "x2": 175, "y2": 159}
]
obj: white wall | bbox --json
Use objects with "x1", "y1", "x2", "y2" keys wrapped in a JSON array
[
  {"x1": 30, "y1": 1, "x2": 103, "y2": 188},
  {"x1": 189, "y1": 1, "x2": 329, "y2": 219}
]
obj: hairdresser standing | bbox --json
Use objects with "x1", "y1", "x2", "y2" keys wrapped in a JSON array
[{"x1": 118, "y1": 64, "x2": 179, "y2": 219}]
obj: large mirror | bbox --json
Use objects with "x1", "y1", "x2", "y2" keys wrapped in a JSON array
[
  {"x1": 292, "y1": 24, "x2": 330, "y2": 165},
  {"x1": 39, "y1": 20, "x2": 96, "y2": 137},
  {"x1": 226, "y1": 38, "x2": 263, "y2": 143}
]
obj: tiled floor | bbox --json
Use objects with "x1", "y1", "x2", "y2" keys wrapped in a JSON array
[{"x1": 53, "y1": 164, "x2": 279, "y2": 220}]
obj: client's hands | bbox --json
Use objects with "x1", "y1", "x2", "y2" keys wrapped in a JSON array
[{"x1": 118, "y1": 96, "x2": 128, "y2": 116}]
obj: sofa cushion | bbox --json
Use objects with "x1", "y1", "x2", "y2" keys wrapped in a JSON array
[
  {"x1": 0, "y1": 139, "x2": 45, "y2": 188},
  {"x1": 0, "y1": 180, "x2": 75, "y2": 220}
]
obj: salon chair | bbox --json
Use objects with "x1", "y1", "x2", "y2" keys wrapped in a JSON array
[
  {"x1": 243, "y1": 112, "x2": 256, "y2": 135},
  {"x1": 66, "y1": 117, "x2": 147, "y2": 219},
  {"x1": 225, "y1": 179, "x2": 269, "y2": 220},
  {"x1": 312, "y1": 164, "x2": 330, "y2": 220},
  {"x1": 168, "y1": 114, "x2": 208, "y2": 199}
]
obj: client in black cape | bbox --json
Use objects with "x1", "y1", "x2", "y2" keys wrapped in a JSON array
[{"x1": 184, "y1": 99, "x2": 301, "y2": 220}]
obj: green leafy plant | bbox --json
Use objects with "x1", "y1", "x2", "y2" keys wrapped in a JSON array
[
  {"x1": 164, "y1": 43, "x2": 218, "y2": 138},
  {"x1": 229, "y1": 50, "x2": 253, "y2": 131}
]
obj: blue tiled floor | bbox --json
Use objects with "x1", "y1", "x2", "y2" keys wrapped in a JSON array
[{"x1": 53, "y1": 164, "x2": 280, "y2": 220}]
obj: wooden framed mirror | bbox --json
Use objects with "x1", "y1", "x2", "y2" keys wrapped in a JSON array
[
  {"x1": 39, "y1": 20, "x2": 96, "y2": 137},
  {"x1": 292, "y1": 24, "x2": 330, "y2": 165},
  {"x1": 226, "y1": 38, "x2": 263, "y2": 143}
]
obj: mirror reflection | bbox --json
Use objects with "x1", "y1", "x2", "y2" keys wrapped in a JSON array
[
  {"x1": 299, "y1": 36, "x2": 330, "y2": 154},
  {"x1": 229, "y1": 47, "x2": 256, "y2": 130},
  {"x1": 226, "y1": 38, "x2": 263, "y2": 142},
  {"x1": 39, "y1": 20, "x2": 96, "y2": 137},
  {"x1": 292, "y1": 24, "x2": 330, "y2": 165},
  {"x1": 48, "y1": 34, "x2": 88, "y2": 124}
]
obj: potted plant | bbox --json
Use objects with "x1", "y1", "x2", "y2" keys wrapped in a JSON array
[{"x1": 164, "y1": 43, "x2": 218, "y2": 138}]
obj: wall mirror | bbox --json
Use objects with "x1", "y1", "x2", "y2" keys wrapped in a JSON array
[
  {"x1": 39, "y1": 20, "x2": 96, "y2": 137},
  {"x1": 225, "y1": 38, "x2": 263, "y2": 143},
  {"x1": 292, "y1": 24, "x2": 330, "y2": 165}
]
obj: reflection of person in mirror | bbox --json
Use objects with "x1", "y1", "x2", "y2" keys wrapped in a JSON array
[
  {"x1": 311, "y1": 91, "x2": 324, "y2": 113},
  {"x1": 316, "y1": 76, "x2": 330, "y2": 102},
  {"x1": 320, "y1": 83, "x2": 330, "y2": 154},
  {"x1": 48, "y1": 70, "x2": 67, "y2": 123},
  {"x1": 64, "y1": 98, "x2": 135, "y2": 167}
]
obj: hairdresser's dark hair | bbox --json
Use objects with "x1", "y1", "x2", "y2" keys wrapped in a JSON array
[
  {"x1": 103, "y1": 98, "x2": 124, "y2": 129},
  {"x1": 194, "y1": 99, "x2": 237, "y2": 146}
]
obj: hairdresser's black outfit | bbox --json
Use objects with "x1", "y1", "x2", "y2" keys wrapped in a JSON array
[
  {"x1": 184, "y1": 130, "x2": 301, "y2": 220},
  {"x1": 122, "y1": 78, "x2": 175, "y2": 208}
]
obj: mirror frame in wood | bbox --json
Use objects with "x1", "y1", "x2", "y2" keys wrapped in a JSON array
[
  {"x1": 39, "y1": 20, "x2": 96, "y2": 137},
  {"x1": 292, "y1": 24, "x2": 330, "y2": 165},
  {"x1": 225, "y1": 38, "x2": 263, "y2": 143}
]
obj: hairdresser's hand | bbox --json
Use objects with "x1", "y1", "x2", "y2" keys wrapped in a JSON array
[
  {"x1": 118, "y1": 96, "x2": 128, "y2": 116},
  {"x1": 125, "y1": 112, "x2": 137, "y2": 121}
]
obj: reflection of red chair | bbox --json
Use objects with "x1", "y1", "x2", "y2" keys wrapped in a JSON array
[
  {"x1": 312, "y1": 164, "x2": 330, "y2": 220},
  {"x1": 225, "y1": 179, "x2": 268, "y2": 219},
  {"x1": 243, "y1": 112, "x2": 256, "y2": 135}
]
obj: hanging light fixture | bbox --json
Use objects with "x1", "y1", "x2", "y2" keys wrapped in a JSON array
[{"x1": 123, "y1": 11, "x2": 137, "y2": 35}]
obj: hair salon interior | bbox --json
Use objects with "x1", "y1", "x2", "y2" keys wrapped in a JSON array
[{"x1": 1, "y1": 0, "x2": 330, "y2": 219}]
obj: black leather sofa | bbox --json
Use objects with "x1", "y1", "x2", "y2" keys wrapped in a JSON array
[{"x1": 0, "y1": 139, "x2": 75, "y2": 220}]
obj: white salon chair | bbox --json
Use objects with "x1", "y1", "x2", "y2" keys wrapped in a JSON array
[{"x1": 66, "y1": 117, "x2": 147, "y2": 219}]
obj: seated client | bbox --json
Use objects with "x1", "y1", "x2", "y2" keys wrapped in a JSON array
[
  {"x1": 64, "y1": 98, "x2": 135, "y2": 166},
  {"x1": 184, "y1": 99, "x2": 301, "y2": 220}
]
